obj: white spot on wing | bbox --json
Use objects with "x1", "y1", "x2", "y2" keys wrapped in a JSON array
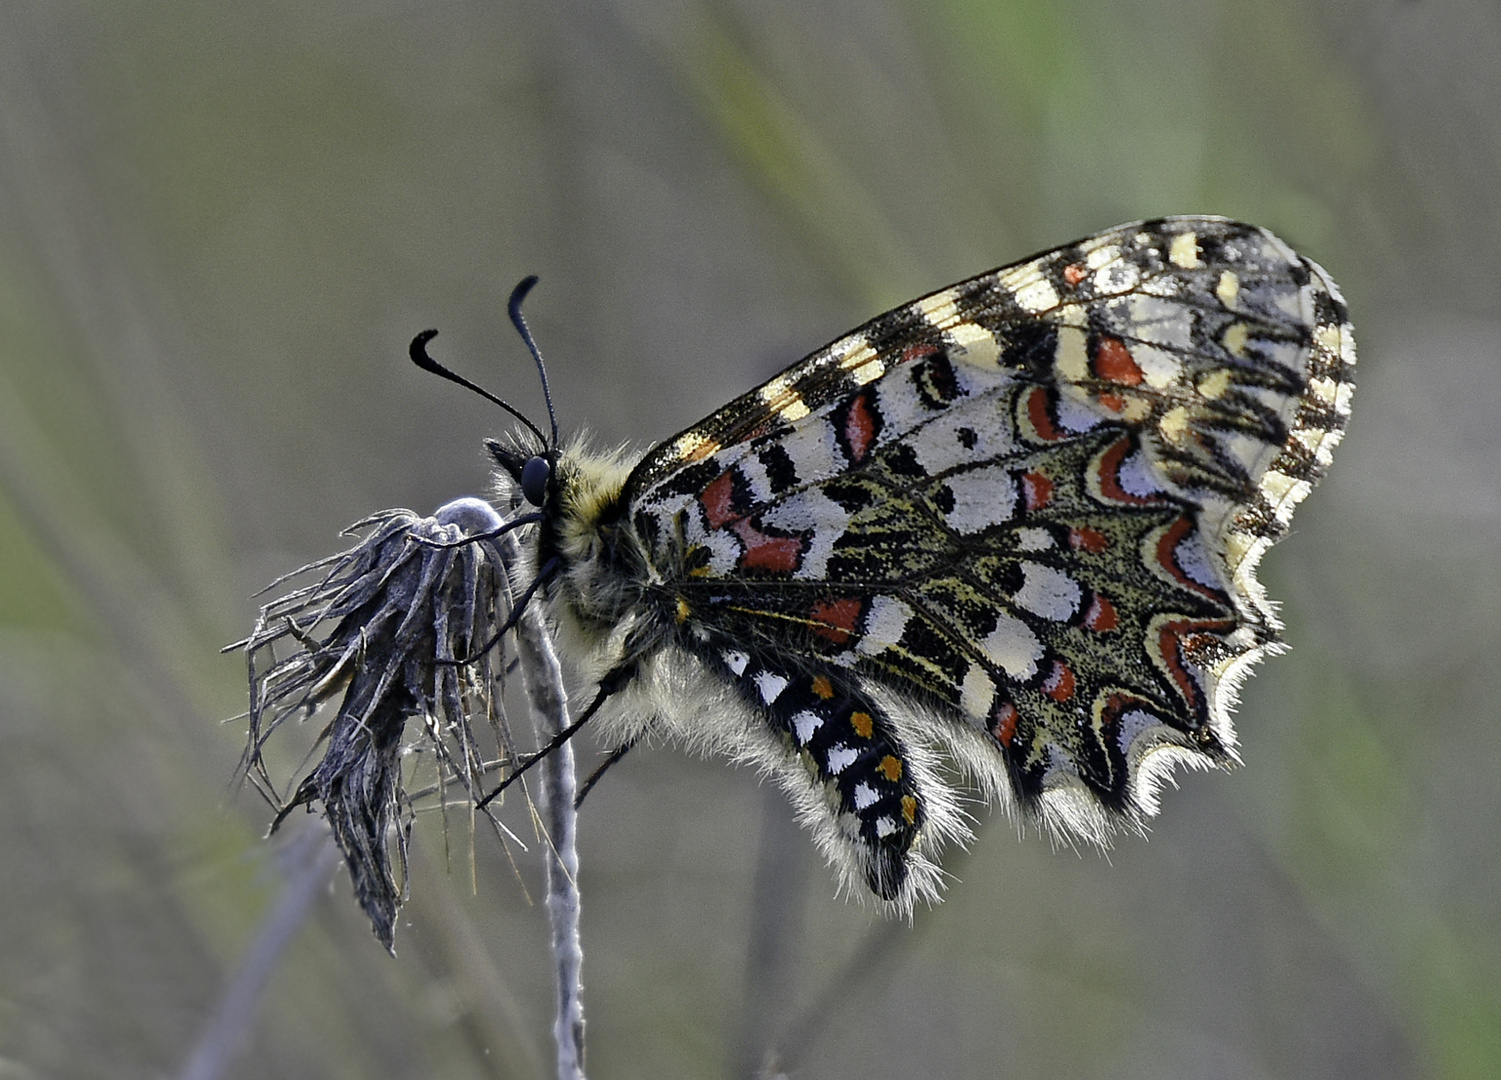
[
  {"x1": 834, "y1": 335, "x2": 885, "y2": 385},
  {"x1": 856, "y1": 595, "x2": 913, "y2": 655},
  {"x1": 1114, "y1": 444, "x2": 1164, "y2": 499},
  {"x1": 1169, "y1": 231, "x2": 1201, "y2": 268},
  {"x1": 941, "y1": 464, "x2": 1017, "y2": 534},
  {"x1": 1093, "y1": 260, "x2": 1140, "y2": 293},
  {"x1": 979, "y1": 612, "x2": 1043, "y2": 681},
  {"x1": 1085, "y1": 243, "x2": 1122, "y2": 270},
  {"x1": 1054, "y1": 325, "x2": 1089, "y2": 382},
  {"x1": 907, "y1": 409, "x2": 1017, "y2": 474},
  {"x1": 948, "y1": 321, "x2": 1001, "y2": 369},
  {"x1": 960, "y1": 663, "x2": 995, "y2": 719},
  {"x1": 1115, "y1": 707, "x2": 1161, "y2": 753},
  {"x1": 916, "y1": 290, "x2": 959, "y2": 328},
  {"x1": 1012, "y1": 562, "x2": 1082, "y2": 621},
  {"x1": 1053, "y1": 388, "x2": 1106, "y2": 433},
  {"x1": 671, "y1": 430, "x2": 720, "y2": 463},
  {"x1": 1170, "y1": 528, "x2": 1222, "y2": 592},
  {"x1": 759, "y1": 375, "x2": 810, "y2": 422},
  {"x1": 697, "y1": 529, "x2": 742, "y2": 575},
  {"x1": 771, "y1": 419, "x2": 842, "y2": 484},
  {"x1": 1015, "y1": 526, "x2": 1054, "y2": 551},
  {"x1": 1012, "y1": 276, "x2": 1060, "y2": 313}
]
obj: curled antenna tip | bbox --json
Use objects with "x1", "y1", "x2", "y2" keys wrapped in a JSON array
[
  {"x1": 409, "y1": 329, "x2": 440, "y2": 367},
  {"x1": 507, "y1": 276, "x2": 540, "y2": 319}
]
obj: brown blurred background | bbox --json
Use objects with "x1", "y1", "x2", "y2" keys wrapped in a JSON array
[{"x1": 1, "y1": 1, "x2": 1498, "y2": 1078}]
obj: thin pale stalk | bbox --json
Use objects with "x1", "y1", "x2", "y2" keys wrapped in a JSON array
[{"x1": 505, "y1": 536, "x2": 587, "y2": 1080}]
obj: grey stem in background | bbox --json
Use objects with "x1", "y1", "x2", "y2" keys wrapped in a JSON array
[
  {"x1": 176, "y1": 826, "x2": 341, "y2": 1080},
  {"x1": 503, "y1": 534, "x2": 588, "y2": 1080}
]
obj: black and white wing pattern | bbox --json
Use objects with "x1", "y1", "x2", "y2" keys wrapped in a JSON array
[{"x1": 513, "y1": 216, "x2": 1354, "y2": 908}]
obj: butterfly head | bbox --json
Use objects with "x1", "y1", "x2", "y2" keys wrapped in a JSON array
[{"x1": 486, "y1": 436, "x2": 556, "y2": 510}]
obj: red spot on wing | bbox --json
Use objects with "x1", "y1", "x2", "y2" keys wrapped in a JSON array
[
  {"x1": 1094, "y1": 335, "x2": 1145, "y2": 385},
  {"x1": 1022, "y1": 471, "x2": 1053, "y2": 511},
  {"x1": 1155, "y1": 517, "x2": 1224, "y2": 602},
  {"x1": 1062, "y1": 263, "x2": 1087, "y2": 287},
  {"x1": 1025, "y1": 386, "x2": 1065, "y2": 442},
  {"x1": 809, "y1": 596, "x2": 864, "y2": 646},
  {"x1": 1042, "y1": 659, "x2": 1076, "y2": 702},
  {"x1": 731, "y1": 519, "x2": 804, "y2": 575},
  {"x1": 902, "y1": 343, "x2": 940, "y2": 364},
  {"x1": 991, "y1": 701, "x2": 1019, "y2": 747},
  {"x1": 1083, "y1": 592, "x2": 1118, "y2": 632},
  {"x1": 1095, "y1": 437, "x2": 1159, "y2": 505},
  {"x1": 1069, "y1": 526, "x2": 1109, "y2": 553},
  {"x1": 1097, "y1": 391, "x2": 1127, "y2": 414},
  {"x1": 843, "y1": 390, "x2": 879, "y2": 463},
  {"x1": 700, "y1": 470, "x2": 737, "y2": 528}
]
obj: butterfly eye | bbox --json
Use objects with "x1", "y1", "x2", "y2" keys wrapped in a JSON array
[{"x1": 521, "y1": 454, "x2": 551, "y2": 506}]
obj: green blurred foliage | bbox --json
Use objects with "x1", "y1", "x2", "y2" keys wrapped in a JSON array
[{"x1": 2, "y1": 1, "x2": 1498, "y2": 1078}]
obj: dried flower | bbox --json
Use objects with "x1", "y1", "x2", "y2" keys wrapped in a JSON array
[{"x1": 235, "y1": 498, "x2": 521, "y2": 950}]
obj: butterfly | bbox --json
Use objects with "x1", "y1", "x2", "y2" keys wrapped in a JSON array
[{"x1": 464, "y1": 216, "x2": 1356, "y2": 910}]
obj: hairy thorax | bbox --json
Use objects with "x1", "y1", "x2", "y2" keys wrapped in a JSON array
[{"x1": 539, "y1": 444, "x2": 662, "y2": 678}]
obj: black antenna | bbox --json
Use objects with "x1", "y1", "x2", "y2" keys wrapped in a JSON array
[
  {"x1": 411, "y1": 327, "x2": 552, "y2": 450},
  {"x1": 505, "y1": 276, "x2": 560, "y2": 451}
]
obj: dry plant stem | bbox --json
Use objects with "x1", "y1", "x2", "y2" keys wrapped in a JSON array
[
  {"x1": 176, "y1": 826, "x2": 340, "y2": 1080},
  {"x1": 508, "y1": 543, "x2": 587, "y2": 1080}
]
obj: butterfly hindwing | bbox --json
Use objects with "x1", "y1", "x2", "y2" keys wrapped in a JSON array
[{"x1": 537, "y1": 216, "x2": 1354, "y2": 906}]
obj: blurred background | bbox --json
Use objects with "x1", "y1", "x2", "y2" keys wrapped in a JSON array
[{"x1": 1, "y1": 1, "x2": 1498, "y2": 1077}]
